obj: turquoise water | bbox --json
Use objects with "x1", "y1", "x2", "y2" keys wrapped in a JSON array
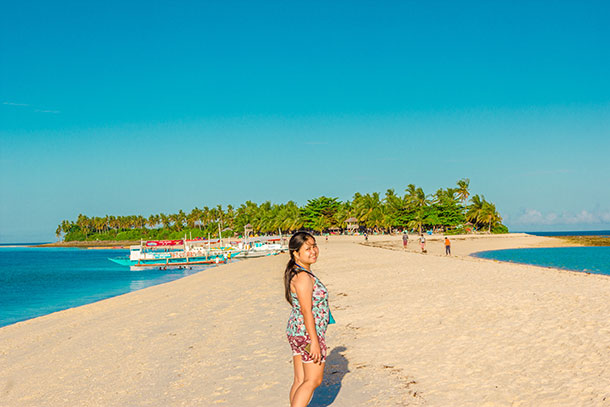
[
  {"x1": 0, "y1": 246, "x2": 221, "y2": 328},
  {"x1": 473, "y1": 247, "x2": 610, "y2": 276},
  {"x1": 518, "y1": 230, "x2": 610, "y2": 237}
]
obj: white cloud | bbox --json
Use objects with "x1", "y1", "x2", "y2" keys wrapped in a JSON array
[
  {"x1": 3, "y1": 101, "x2": 60, "y2": 114},
  {"x1": 33, "y1": 109, "x2": 61, "y2": 114},
  {"x1": 2, "y1": 102, "x2": 30, "y2": 107},
  {"x1": 510, "y1": 208, "x2": 610, "y2": 226}
]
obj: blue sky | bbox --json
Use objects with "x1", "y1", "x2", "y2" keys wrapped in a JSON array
[{"x1": 1, "y1": 0, "x2": 609, "y2": 242}]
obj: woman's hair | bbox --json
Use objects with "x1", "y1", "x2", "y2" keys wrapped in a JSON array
[{"x1": 284, "y1": 231, "x2": 315, "y2": 305}]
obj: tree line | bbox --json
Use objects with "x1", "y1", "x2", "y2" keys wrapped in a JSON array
[{"x1": 56, "y1": 179, "x2": 506, "y2": 242}]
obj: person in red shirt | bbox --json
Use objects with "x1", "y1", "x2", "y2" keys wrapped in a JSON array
[{"x1": 444, "y1": 237, "x2": 451, "y2": 256}]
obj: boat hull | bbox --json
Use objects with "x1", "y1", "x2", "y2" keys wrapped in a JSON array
[
  {"x1": 108, "y1": 254, "x2": 236, "y2": 269},
  {"x1": 234, "y1": 250, "x2": 282, "y2": 258}
]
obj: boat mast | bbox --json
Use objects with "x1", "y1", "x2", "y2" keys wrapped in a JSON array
[
  {"x1": 184, "y1": 234, "x2": 189, "y2": 264},
  {"x1": 218, "y1": 223, "x2": 223, "y2": 247}
]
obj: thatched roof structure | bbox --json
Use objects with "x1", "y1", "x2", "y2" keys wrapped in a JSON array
[{"x1": 346, "y1": 217, "x2": 359, "y2": 232}]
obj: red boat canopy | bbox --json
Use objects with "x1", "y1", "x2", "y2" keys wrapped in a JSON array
[{"x1": 145, "y1": 240, "x2": 184, "y2": 247}]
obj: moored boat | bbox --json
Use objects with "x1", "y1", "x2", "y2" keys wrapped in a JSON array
[
  {"x1": 109, "y1": 238, "x2": 241, "y2": 270},
  {"x1": 232, "y1": 236, "x2": 287, "y2": 258}
]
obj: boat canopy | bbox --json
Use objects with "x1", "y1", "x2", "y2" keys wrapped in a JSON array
[{"x1": 145, "y1": 240, "x2": 184, "y2": 247}]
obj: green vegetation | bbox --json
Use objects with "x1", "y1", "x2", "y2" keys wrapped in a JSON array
[{"x1": 56, "y1": 179, "x2": 507, "y2": 241}]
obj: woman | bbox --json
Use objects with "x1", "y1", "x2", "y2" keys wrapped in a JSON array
[{"x1": 284, "y1": 232, "x2": 331, "y2": 407}]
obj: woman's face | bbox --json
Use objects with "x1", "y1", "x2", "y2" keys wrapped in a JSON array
[{"x1": 294, "y1": 237, "x2": 319, "y2": 266}]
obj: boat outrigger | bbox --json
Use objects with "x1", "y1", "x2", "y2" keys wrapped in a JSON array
[
  {"x1": 232, "y1": 236, "x2": 287, "y2": 258},
  {"x1": 109, "y1": 238, "x2": 241, "y2": 270}
]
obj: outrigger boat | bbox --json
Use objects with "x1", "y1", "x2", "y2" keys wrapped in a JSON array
[
  {"x1": 109, "y1": 238, "x2": 241, "y2": 270},
  {"x1": 232, "y1": 235, "x2": 288, "y2": 258}
]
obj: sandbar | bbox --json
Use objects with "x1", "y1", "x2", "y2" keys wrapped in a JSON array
[{"x1": 1, "y1": 234, "x2": 609, "y2": 406}]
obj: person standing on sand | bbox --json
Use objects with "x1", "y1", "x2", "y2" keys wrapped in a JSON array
[
  {"x1": 419, "y1": 234, "x2": 426, "y2": 253},
  {"x1": 444, "y1": 236, "x2": 451, "y2": 256},
  {"x1": 284, "y1": 232, "x2": 332, "y2": 407},
  {"x1": 402, "y1": 232, "x2": 409, "y2": 249}
]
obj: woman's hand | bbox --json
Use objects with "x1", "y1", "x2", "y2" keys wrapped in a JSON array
[{"x1": 308, "y1": 340, "x2": 322, "y2": 365}]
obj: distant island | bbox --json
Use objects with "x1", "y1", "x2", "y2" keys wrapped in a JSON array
[{"x1": 55, "y1": 179, "x2": 506, "y2": 242}]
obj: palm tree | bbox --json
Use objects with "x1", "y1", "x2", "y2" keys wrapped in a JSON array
[
  {"x1": 405, "y1": 184, "x2": 429, "y2": 234},
  {"x1": 215, "y1": 204, "x2": 226, "y2": 229},
  {"x1": 429, "y1": 188, "x2": 464, "y2": 232},
  {"x1": 225, "y1": 205, "x2": 235, "y2": 230},
  {"x1": 147, "y1": 214, "x2": 158, "y2": 229},
  {"x1": 107, "y1": 216, "x2": 118, "y2": 231},
  {"x1": 95, "y1": 217, "x2": 106, "y2": 234},
  {"x1": 280, "y1": 201, "x2": 304, "y2": 231},
  {"x1": 187, "y1": 208, "x2": 200, "y2": 229},
  {"x1": 353, "y1": 192, "x2": 383, "y2": 230},
  {"x1": 310, "y1": 216, "x2": 331, "y2": 232},
  {"x1": 383, "y1": 189, "x2": 400, "y2": 232},
  {"x1": 456, "y1": 178, "x2": 470, "y2": 203},
  {"x1": 479, "y1": 201, "x2": 502, "y2": 233},
  {"x1": 60, "y1": 219, "x2": 72, "y2": 237},
  {"x1": 136, "y1": 215, "x2": 146, "y2": 229},
  {"x1": 58, "y1": 178, "x2": 508, "y2": 241},
  {"x1": 76, "y1": 214, "x2": 91, "y2": 239},
  {"x1": 333, "y1": 201, "x2": 354, "y2": 231},
  {"x1": 202, "y1": 206, "x2": 211, "y2": 229},
  {"x1": 466, "y1": 195, "x2": 485, "y2": 229},
  {"x1": 159, "y1": 213, "x2": 171, "y2": 229}
]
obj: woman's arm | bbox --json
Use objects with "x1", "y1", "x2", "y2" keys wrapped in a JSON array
[{"x1": 293, "y1": 272, "x2": 322, "y2": 364}]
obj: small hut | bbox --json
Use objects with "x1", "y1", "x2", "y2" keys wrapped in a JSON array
[
  {"x1": 346, "y1": 217, "x2": 359, "y2": 234},
  {"x1": 244, "y1": 223, "x2": 253, "y2": 238}
]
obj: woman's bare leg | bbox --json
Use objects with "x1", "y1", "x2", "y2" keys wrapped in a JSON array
[
  {"x1": 290, "y1": 355, "x2": 305, "y2": 404},
  {"x1": 290, "y1": 360, "x2": 325, "y2": 407}
]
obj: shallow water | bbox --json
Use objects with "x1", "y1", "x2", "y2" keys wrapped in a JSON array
[
  {"x1": 0, "y1": 247, "x2": 218, "y2": 328},
  {"x1": 523, "y1": 230, "x2": 610, "y2": 237},
  {"x1": 473, "y1": 246, "x2": 610, "y2": 276}
]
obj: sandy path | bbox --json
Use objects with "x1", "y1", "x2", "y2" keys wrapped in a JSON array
[{"x1": 2, "y1": 235, "x2": 609, "y2": 406}]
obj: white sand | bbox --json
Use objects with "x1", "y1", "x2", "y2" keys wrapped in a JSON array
[{"x1": 1, "y1": 234, "x2": 609, "y2": 406}]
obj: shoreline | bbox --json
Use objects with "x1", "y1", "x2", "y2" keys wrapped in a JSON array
[
  {"x1": 32, "y1": 240, "x2": 139, "y2": 249},
  {"x1": 366, "y1": 233, "x2": 610, "y2": 277},
  {"x1": 363, "y1": 232, "x2": 577, "y2": 256},
  {"x1": 2, "y1": 234, "x2": 610, "y2": 405},
  {"x1": 29, "y1": 231, "x2": 608, "y2": 250}
]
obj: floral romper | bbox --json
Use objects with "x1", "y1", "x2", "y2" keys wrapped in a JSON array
[{"x1": 286, "y1": 268, "x2": 330, "y2": 363}]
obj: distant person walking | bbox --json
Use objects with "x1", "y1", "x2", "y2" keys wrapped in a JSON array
[
  {"x1": 444, "y1": 237, "x2": 451, "y2": 256},
  {"x1": 284, "y1": 232, "x2": 333, "y2": 407},
  {"x1": 419, "y1": 234, "x2": 426, "y2": 253},
  {"x1": 402, "y1": 232, "x2": 409, "y2": 249}
]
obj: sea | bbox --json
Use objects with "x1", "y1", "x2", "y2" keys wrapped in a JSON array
[
  {"x1": 0, "y1": 245, "x2": 223, "y2": 328},
  {"x1": 473, "y1": 230, "x2": 610, "y2": 277}
]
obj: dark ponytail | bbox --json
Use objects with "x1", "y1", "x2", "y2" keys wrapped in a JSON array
[{"x1": 284, "y1": 231, "x2": 315, "y2": 305}]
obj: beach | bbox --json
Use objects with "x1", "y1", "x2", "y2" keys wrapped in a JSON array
[{"x1": 1, "y1": 234, "x2": 609, "y2": 406}]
